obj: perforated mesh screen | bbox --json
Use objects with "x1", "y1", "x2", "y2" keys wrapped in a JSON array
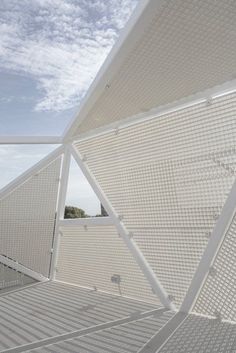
[
  {"x1": 0, "y1": 158, "x2": 61, "y2": 276},
  {"x1": 76, "y1": 0, "x2": 236, "y2": 135},
  {"x1": 56, "y1": 225, "x2": 160, "y2": 304},
  {"x1": 76, "y1": 92, "x2": 236, "y2": 307},
  {"x1": 0, "y1": 262, "x2": 35, "y2": 291},
  {"x1": 159, "y1": 315, "x2": 236, "y2": 353},
  {"x1": 194, "y1": 211, "x2": 236, "y2": 321}
]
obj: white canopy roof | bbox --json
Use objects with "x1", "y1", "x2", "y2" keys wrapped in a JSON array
[{"x1": 65, "y1": 0, "x2": 236, "y2": 139}]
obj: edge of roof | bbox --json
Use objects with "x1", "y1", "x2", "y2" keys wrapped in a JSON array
[{"x1": 63, "y1": 0, "x2": 166, "y2": 141}]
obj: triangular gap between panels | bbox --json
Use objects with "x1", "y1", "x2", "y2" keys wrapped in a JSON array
[
  {"x1": 0, "y1": 144, "x2": 59, "y2": 190},
  {"x1": 64, "y1": 155, "x2": 109, "y2": 218}
]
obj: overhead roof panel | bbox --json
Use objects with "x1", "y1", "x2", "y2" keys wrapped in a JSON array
[{"x1": 67, "y1": 0, "x2": 236, "y2": 138}]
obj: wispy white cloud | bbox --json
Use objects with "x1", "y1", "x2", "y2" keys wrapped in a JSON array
[{"x1": 0, "y1": 0, "x2": 138, "y2": 112}]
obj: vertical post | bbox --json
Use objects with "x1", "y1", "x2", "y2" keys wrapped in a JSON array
[
  {"x1": 180, "y1": 178, "x2": 236, "y2": 313},
  {"x1": 69, "y1": 143, "x2": 176, "y2": 311},
  {"x1": 49, "y1": 145, "x2": 71, "y2": 280}
]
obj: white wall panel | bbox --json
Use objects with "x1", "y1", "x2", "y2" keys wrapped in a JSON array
[
  {"x1": 75, "y1": 92, "x2": 236, "y2": 307},
  {"x1": 56, "y1": 225, "x2": 160, "y2": 304},
  {"x1": 0, "y1": 158, "x2": 61, "y2": 276}
]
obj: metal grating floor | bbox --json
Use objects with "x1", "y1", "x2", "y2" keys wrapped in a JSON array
[
  {"x1": 0, "y1": 281, "x2": 235, "y2": 353},
  {"x1": 0, "y1": 281, "x2": 167, "y2": 352},
  {"x1": 159, "y1": 314, "x2": 236, "y2": 353}
]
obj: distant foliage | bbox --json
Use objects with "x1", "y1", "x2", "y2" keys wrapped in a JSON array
[
  {"x1": 64, "y1": 206, "x2": 88, "y2": 219},
  {"x1": 95, "y1": 204, "x2": 109, "y2": 217}
]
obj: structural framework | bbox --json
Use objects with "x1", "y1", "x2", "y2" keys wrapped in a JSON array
[{"x1": 1, "y1": 1, "x2": 236, "y2": 352}]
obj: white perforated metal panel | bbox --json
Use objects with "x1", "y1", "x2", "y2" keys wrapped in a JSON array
[
  {"x1": 57, "y1": 225, "x2": 160, "y2": 304},
  {"x1": 75, "y1": 92, "x2": 236, "y2": 307},
  {"x1": 75, "y1": 0, "x2": 236, "y2": 135},
  {"x1": 194, "y1": 211, "x2": 236, "y2": 322},
  {"x1": 159, "y1": 315, "x2": 236, "y2": 353},
  {"x1": 0, "y1": 158, "x2": 61, "y2": 276}
]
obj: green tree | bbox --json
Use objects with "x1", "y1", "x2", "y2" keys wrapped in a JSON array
[{"x1": 64, "y1": 206, "x2": 88, "y2": 219}]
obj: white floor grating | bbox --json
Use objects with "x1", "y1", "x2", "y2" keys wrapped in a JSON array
[
  {"x1": 0, "y1": 281, "x2": 235, "y2": 352},
  {"x1": 22, "y1": 312, "x2": 174, "y2": 353},
  {"x1": 0, "y1": 281, "x2": 164, "y2": 352}
]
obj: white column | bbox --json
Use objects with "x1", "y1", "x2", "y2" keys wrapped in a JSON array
[{"x1": 49, "y1": 145, "x2": 71, "y2": 280}]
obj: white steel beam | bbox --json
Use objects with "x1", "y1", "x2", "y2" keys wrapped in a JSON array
[
  {"x1": 0, "y1": 136, "x2": 62, "y2": 144},
  {"x1": 180, "y1": 178, "x2": 236, "y2": 313},
  {"x1": 0, "y1": 145, "x2": 64, "y2": 200},
  {"x1": 49, "y1": 145, "x2": 71, "y2": 280},
  {"x1": 59, "y1": 217, "x2": 113, "y2": 227},
  {"x1": 73, "y1": 79, "x2": 236, "y2": 143},
  {"x1": 0, "y1": 255, "x2": 48, "y2": 282},
  {"x1": 69, "y1": 143, "x2": 176, "y2": 311}
]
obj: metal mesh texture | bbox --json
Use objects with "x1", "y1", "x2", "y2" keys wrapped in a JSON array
[
  {"x1": 56, "y1": 225, "x2": 160, "y2": 304},
  {"x1": 194, "y1": 210, "x2": 236, "y2": 322},
  {"x1": 0, "y1": 263, "x2": 35, "y2": 292},
  {"x1": 0, "y1": 158, "x2": 61, "y2": 276},
  {"x1": 76, "y1": 0, "x2": 236, "y2": 135},
  {"x1": 159, "y1": 315, "x2": 236, "y2": 353},
  {"x1": 75, "y1": 92, "x2": 236, "y2": 307}
]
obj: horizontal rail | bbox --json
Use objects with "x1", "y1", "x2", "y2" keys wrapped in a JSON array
[
  {"x1": 73, "y1": 79, "x2": 236, "y2": 143},
  {"x1": 59, "y1": 217, "x2": 113, "y2": 227}
]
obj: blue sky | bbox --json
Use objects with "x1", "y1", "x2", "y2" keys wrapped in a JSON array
[{"x1": 0, "y1": 0, "x2": 138, "y2": 214}]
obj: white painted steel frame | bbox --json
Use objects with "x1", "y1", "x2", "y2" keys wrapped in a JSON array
[
  {"x1": 180, "y1": 178, "x2": 236, "y2": 313},
  {"x1": 0, "y1": 136, "x2": 62, "y2": 144},
  {"x1": 0, "y1": 255, "x2": 48, "y2": 282},
  {"x1": 1, "y1": 80, "x2": 236, "y2": 311},
  {"x1": 59, "y1": 217, "x2": 113, "y2": 227},
  {"x1": 50, "y1": 145, "x2": 71, "y2": 280},
  {"x1": 69, "y1": 143, "x2": 176, "y2": 311},
  {"x1": 72, "y1": 80, "x2": 236, "y2": 143}
]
